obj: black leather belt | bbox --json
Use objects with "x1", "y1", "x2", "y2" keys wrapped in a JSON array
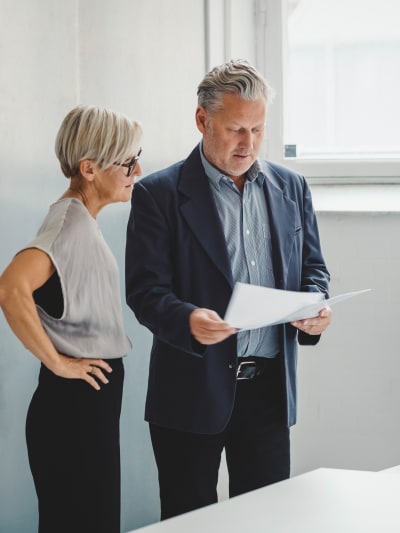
[{"x1": 236, "y1": 356, "x2": 278, "y2": 380}]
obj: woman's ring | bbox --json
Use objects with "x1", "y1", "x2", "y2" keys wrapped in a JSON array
[{"x1": 90, "y1": 365, "x2": 97, "y2": 375}]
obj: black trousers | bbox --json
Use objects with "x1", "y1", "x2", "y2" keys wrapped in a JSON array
[
  {"x1": 150, "y1": 356, "x2": 290, "y2": 520},
  {"x1": 26, "y1": 359, "x2": 124, "y2": 533}
]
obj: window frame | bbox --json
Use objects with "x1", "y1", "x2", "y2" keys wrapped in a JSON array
[{"x1": 257, "y1": 0, "x2": 400, "y2": 183}]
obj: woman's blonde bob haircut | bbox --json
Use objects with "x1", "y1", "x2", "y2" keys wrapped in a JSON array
[{"x1": 55, "y1": 105, "x2": 142, "y2": 178}]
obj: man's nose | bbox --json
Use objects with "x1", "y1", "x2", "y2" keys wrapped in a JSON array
[{"x1": 239, "y1": 130, "x2": 254, "y2": 149}]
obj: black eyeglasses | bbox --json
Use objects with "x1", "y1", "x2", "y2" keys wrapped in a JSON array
[{"x1": 117, "y1": 148, "x2": 142, "y2": 177}]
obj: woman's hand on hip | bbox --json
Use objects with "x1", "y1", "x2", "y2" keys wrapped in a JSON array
[{"x1": 51, "y1": 355, "x2": 113, "y2": 391}]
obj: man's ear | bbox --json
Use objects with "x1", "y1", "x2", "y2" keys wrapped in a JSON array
[
  {"x1": 195, "y1": 106, "x2": 208, "y2": 134},
  {"x1": 79, "y1": 159, "x2": 96, "y2": 182}
]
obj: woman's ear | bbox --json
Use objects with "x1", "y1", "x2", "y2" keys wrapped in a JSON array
[{"x1": 79, "y1": 159, "x2": 96, "y2": 182}]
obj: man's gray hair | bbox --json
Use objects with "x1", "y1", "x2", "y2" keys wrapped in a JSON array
[{"x1": 197, "y1": 59, "x2": 274, "y2": 114}]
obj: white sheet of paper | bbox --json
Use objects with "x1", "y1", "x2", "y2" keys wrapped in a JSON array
[{"x1": 224, "y1": 283, "x2": 371, "y2": 330}]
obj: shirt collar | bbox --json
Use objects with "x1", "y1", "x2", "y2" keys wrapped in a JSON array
[{"x1": 199, "y1": 142, "x2": 266, "y2": 191}]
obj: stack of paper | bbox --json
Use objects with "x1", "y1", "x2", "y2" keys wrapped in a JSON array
[{"x1": 224, "y1": 283, "x2": 370, "y2": 330}]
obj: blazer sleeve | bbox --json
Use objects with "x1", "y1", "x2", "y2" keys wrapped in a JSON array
[
  {"x1": 297, "y1": 175, "x2": 330, "y2": 346},
  {"x1": 125, "y1": 179, "x2": 202, "y2": 356}
]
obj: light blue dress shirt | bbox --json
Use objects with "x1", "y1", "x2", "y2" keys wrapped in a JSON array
[{"x1": 200, "y1": 147, "x2": 280, "y2": 358}]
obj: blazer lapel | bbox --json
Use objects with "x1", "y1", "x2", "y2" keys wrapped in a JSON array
[
  {"x1": 262, "y1": 164, "x2": 298, "y2": 289},
  {"x1": 178, "y1": 147, "x2": 233, "y2": 288}
]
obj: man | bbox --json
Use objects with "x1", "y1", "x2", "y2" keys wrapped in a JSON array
[{"x1": 125, "y1": 59, "x2": 331, "y2": 520}]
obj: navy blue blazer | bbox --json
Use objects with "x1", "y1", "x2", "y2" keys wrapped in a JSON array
[{"x1": 126, "y1": 145, "x2": 330, "y2": 434}]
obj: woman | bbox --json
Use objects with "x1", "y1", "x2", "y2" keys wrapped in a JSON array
[{"x1": 0, "y1": 105, "x2": 142, "y2": 533}]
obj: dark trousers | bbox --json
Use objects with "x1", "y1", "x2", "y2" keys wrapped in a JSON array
[
  {"x1": 26, "y1": 359, "x2": 124, "y2": 533},
  {"x1": 150, "y1": 356, "x2": 290, "y2": 520}
]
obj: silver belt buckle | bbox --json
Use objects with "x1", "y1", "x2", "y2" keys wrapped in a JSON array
[{"x1": 236, "y1": 360, "x2": 256, "y2": 380}]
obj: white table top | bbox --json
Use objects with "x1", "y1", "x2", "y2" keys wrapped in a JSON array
[
  {"x1": 381, "y1": 464, "x2": 400, "y2": 475},
  {"x1": 128, "y1": 468, "x2": 400, "y2": 533}
]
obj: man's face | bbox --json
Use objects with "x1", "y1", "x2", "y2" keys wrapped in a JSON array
[{"x1": 196, "y1": 92, "x2": 266, "y2": 182}]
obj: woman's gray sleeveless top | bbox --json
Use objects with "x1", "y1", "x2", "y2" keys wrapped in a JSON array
[{"x1": 23, "y1": 198, "x2": 131, "y2": 359}]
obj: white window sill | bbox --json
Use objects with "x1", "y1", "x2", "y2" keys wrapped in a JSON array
[{"x1": 310, "y1": 183, "x2": 400, "y2": 213}]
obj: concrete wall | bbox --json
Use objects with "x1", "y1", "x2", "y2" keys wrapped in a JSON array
[{"x1": 1, "y1": 1, "x2": 400, "y2": 532}]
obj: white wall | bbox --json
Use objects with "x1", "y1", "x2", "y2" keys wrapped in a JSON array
[
  {"x1": 0, "y1": 3, "x2": 79, "y2": 532},
  {"x1": 0, "y1": 1, "x2": 204, "y2": 532},
  {"x1": 291, "y1": 208, "x2": 400, "y2": 475},
  {"x1": 1, "y1": 1, "x2": 400, "y2": 532}
]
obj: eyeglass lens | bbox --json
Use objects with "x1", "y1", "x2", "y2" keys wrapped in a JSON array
[{"x1": 127, "y1": 148, "x2": 142, "y2": 176}]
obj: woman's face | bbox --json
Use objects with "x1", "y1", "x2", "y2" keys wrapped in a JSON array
[{"x1": 93, "y1": 149, "x2": 142, "y2": 205}]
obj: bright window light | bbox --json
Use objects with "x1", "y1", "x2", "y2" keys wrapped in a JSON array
[{"x1": 285, "y1": 0, "x2": 400, "y2": 160}]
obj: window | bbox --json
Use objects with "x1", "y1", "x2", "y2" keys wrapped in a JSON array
[{"x1": 259, "y1": 0, "x2": 400, "y2": 179}]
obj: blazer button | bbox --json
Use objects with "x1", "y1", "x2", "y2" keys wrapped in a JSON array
[{"x1": 228, "y1": 363, "x2": 234, "y2": 369}]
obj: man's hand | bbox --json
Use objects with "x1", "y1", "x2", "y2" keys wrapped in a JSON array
[
  {"x1": 291, "y1": 307, "x2": 332, "y2": 336},
  {"x1": 189, "y1": 308, "x2": 237, "y2": 345}
]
